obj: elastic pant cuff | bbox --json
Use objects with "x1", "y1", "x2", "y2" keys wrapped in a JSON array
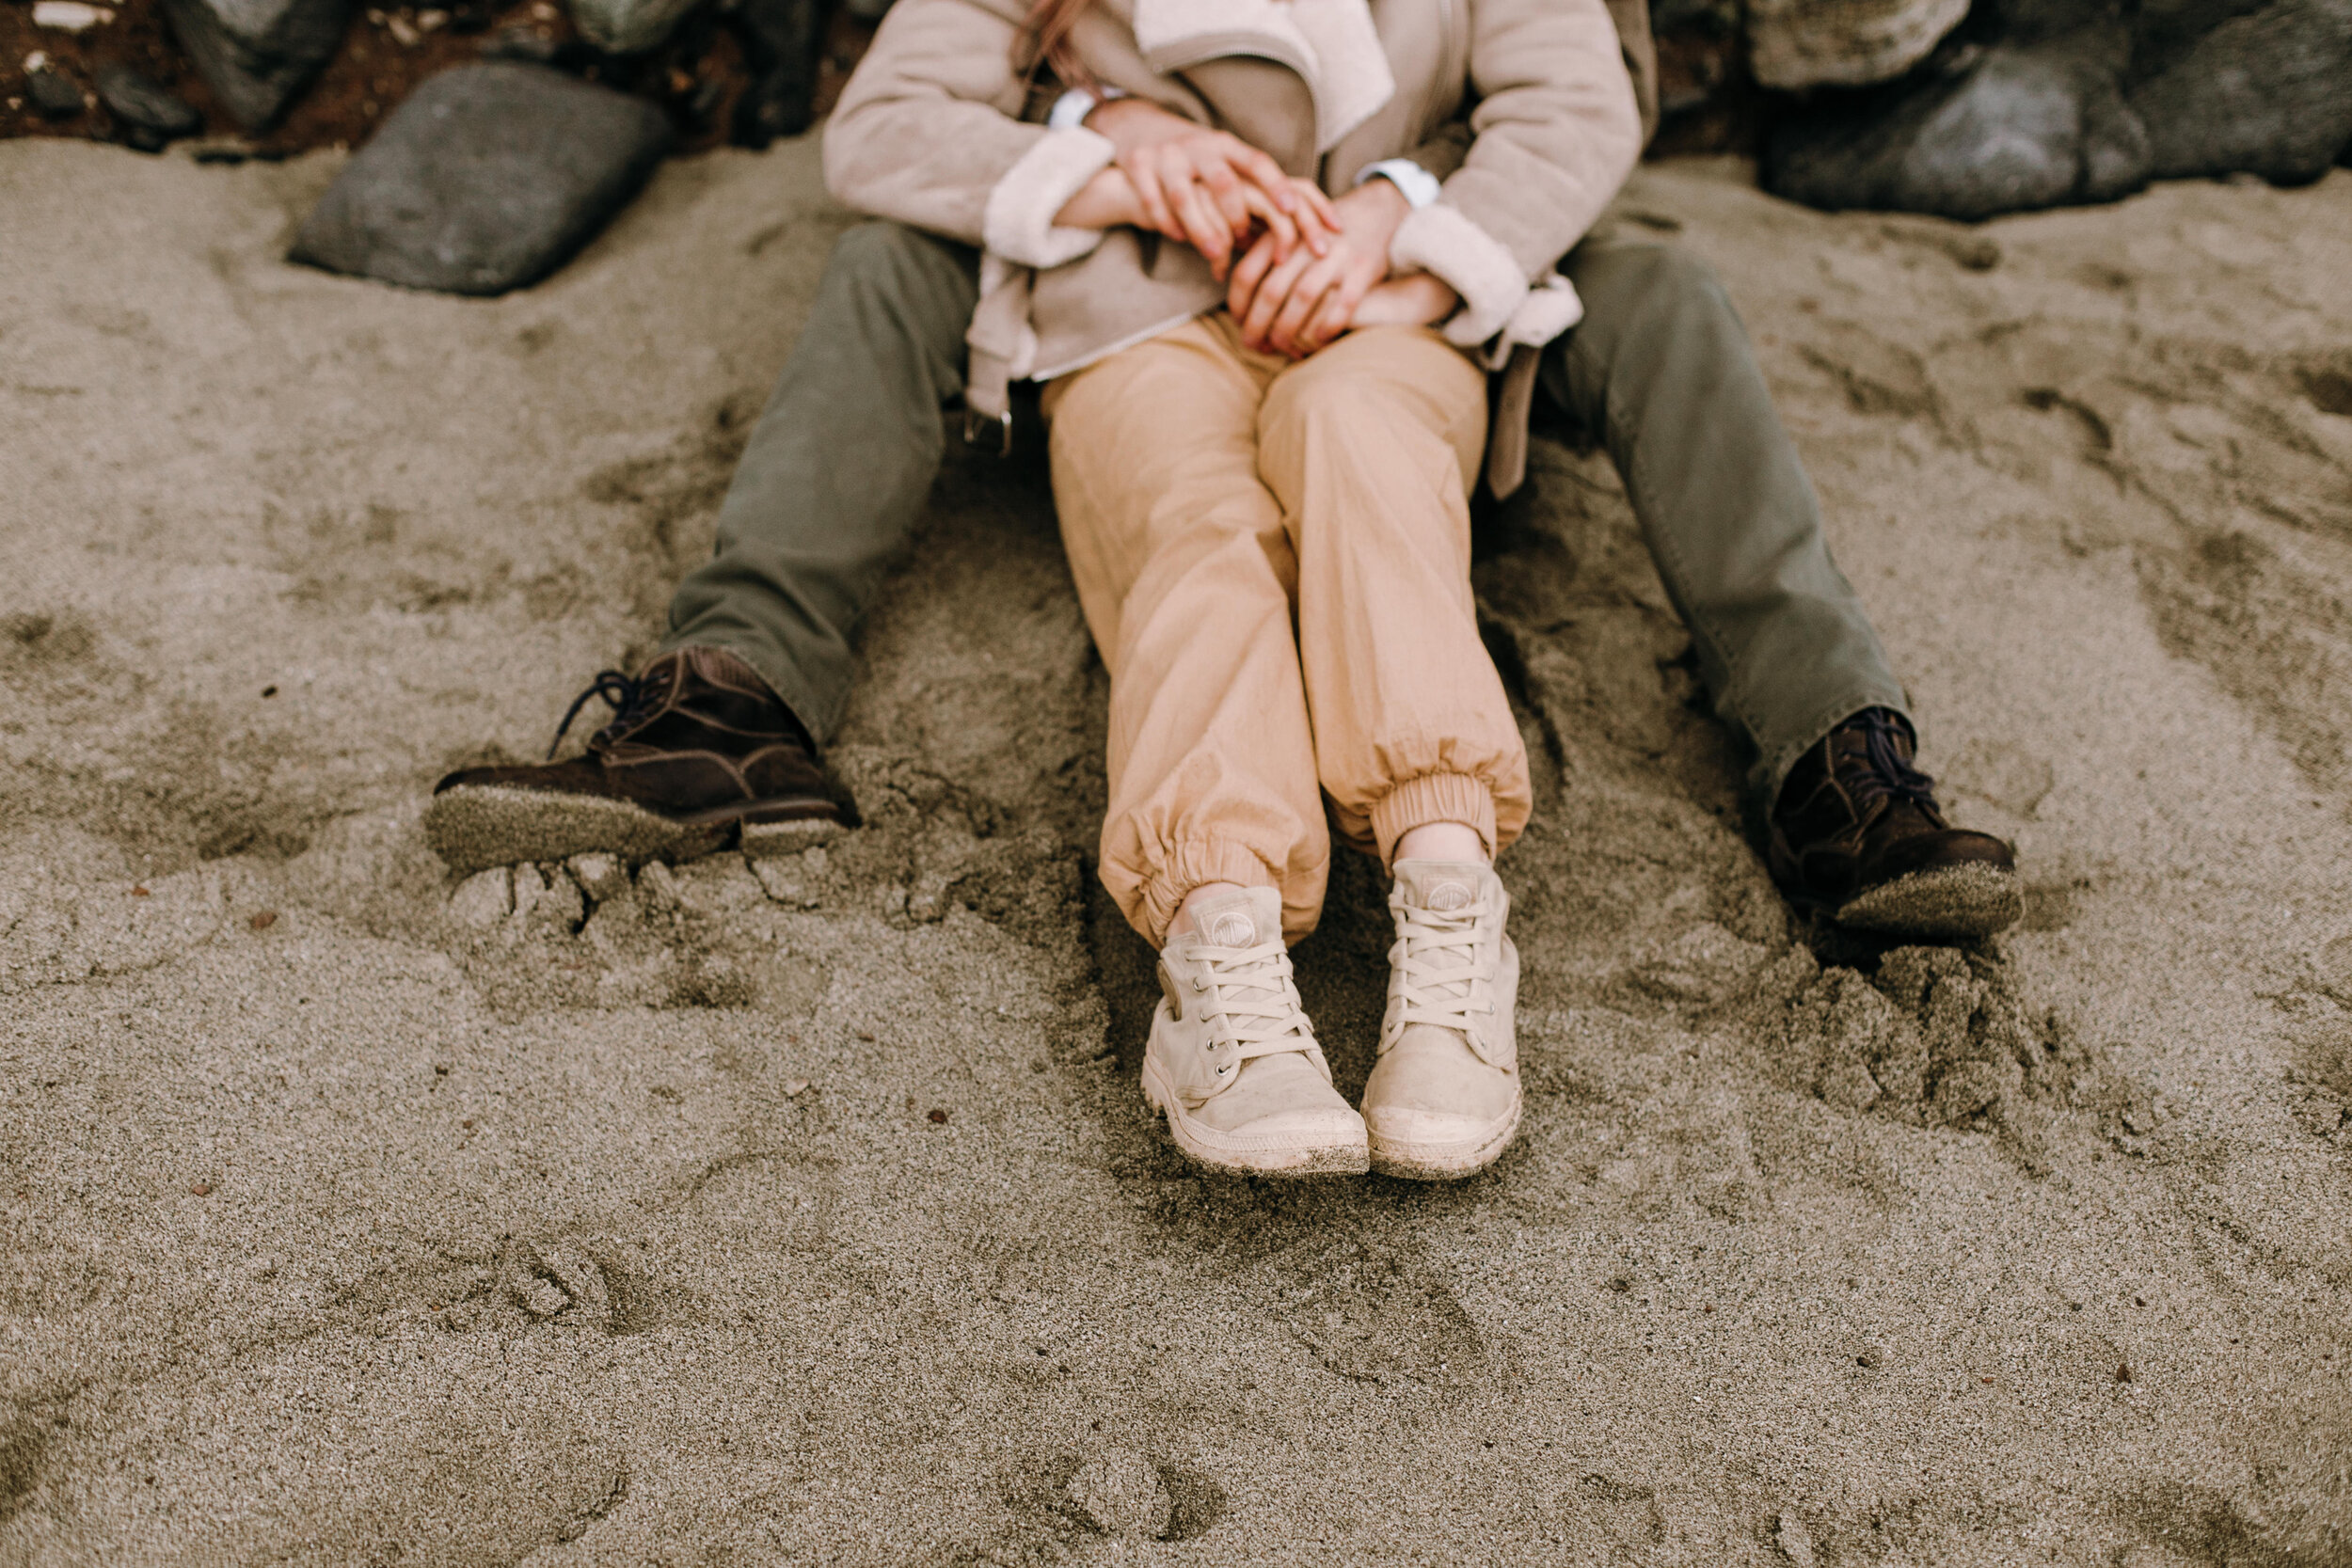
[
  {"x1": 1370, "y1": 773, "x2": 1497, "y2": 868},
  {"x1": 1136, "y1": 839, "x2": 1282, "y2": 948}
]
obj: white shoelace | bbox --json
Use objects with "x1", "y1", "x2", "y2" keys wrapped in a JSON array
[
  {"x1": 1187, "y1": 937, "x2": 1316, "y2": 1065},
  {"x1": 1388, "y1": 896, "x2": 1495, "y2": 1038}
]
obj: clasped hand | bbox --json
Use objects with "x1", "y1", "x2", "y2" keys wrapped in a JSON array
[{"x1": 1053, "y1": 97, "x2": 1458, "y2": 358}]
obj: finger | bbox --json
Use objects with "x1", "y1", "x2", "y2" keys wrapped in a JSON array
[
  {"x1": 1268, "y1": 260, "x2": 1340, "y2": 356},
  {"x1": 1296, "y1": 180, "x2": 1343, "y2": 235},
  {"x1": 1301, "y1": 270, "x2": 1367, "y2": 351},
  {"x1": 1177, "y1": 180, "x2": 1233, "y2": 277},
  {"x1": 1195, "y1": 157, "x2": 1255, "y2": 238},
  {"x1": 1121, "y1": 158, "x2": 1176, "y2": 242},
  {"x1": 1226, "y1": 231, "x2": 1281, "y2": 321},
  {"x1": 1234, "y1": 144, "x2": 1296, "y2": 208},
  {"x1": 1242, "y1": 246, "x2": 1316, "y2": 350},
  {"x1": 1236, "y1": 184, "x2": 1299, "y2": 262}
]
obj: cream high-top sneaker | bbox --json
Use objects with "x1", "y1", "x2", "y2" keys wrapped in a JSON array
[
  {"x1": 1138, "y1": 886, "x2": 1369, "y2": 1178},
  {"x1": 1360, "y1": 861, "x2": 1520, "y2": 1180}
]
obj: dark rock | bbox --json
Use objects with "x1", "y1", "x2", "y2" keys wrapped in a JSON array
[
  {"x1": 289, "y1": 62, "x2": 675, "y2": 296},
  {"x1": 726, "y1": 0, "x2": 821, "y2": 148},
  {"x1": 1768, "y1": 40, "x2": 2150, "y2": 219},
  {"x1": 2127, "y1": 0, "x2": 2352, "y2": 186},
  {"x1": 1765, "y1": 0, "x2": 2352, "y2": 219},
  {"x1": 567, "y1": 0, "x2": 701, "y2": 53},
  {"x1": 96, "y1": 65, "x2": 203, "y2": 147},
  {"x1": 25, "y1": 67, "x2": 87, "y2": 120},
  {"x1": 163, "y1": 0, "x2": 356, "y2": 130}
]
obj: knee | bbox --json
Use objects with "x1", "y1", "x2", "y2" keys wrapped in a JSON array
[
  {"x1": 1581, "y1": 242, "x2": 1737, "y2": 332},
  {"x1": 1260, "y1": 371, "x2": 1406, "y2": 449},
  {"x1": 824, "y1": 221, "x2": 942, "y2": 302}
]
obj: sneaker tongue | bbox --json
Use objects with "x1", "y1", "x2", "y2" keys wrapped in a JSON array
[
  {"x1": 1392, "y1": 860, "x2": 1489, "y2": 913},
  {"x1": 1190, "y1": 886, "x2": 1278, "y2": 950}
]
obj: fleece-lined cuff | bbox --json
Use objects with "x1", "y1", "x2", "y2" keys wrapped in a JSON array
[
  {"x1": 1389, "y1": 202, "x2": 1529, "y2": 349},
  {"x1": 1370, "y1": 773, "x2": 1498, "y2": 868},
  {"x1": 981, "y1": 126, "x2": 1120, "y2": 271},
  {"x1": 1389, "y1": 203, "x2": 1590, "y2": 367}
]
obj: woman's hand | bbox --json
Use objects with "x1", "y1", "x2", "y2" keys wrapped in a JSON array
[
  {"x1": 1088, "y1": 97, "x2": 1339, "y2": 280},
  {"x1": 1226, "y1": 176, "x2": 1413, "y2": 357},
  {"x1": 1350, "y1": 272, "x2": 1461, "y2": 330}
]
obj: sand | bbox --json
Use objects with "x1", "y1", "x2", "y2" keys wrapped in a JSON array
[{"x1": 2, "y1": 138, "x2": 2349, "y2": 1565}]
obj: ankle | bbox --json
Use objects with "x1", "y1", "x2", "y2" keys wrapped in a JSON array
[{"x1": 1392, "y1": 822, "x2": 1488, "y2": 867}]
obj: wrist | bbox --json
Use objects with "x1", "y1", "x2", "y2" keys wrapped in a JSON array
[{"x1": 1084, "y1": 93, "x2": 1176, "y2": 154}]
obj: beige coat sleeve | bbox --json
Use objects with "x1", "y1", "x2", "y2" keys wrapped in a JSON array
[
  {"x1": 1387, "y1": 0, "x2": 1645, "y2": 357},
  {"x1": 821, "y1": 0, "x2": 1121, "y2": 269}
]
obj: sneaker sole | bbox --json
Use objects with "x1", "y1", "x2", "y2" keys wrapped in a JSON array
[
  {"x1": 424, "y1": 784, "x2": 839, "y2": 875},
  {"x1": 1138, "y1": 1054, "x2": 1369, "y2": 1179},
  {"x1": 1367, "y1": 1093, "x2": 1522, "y2": 1182},
  {"x1": 1833, "y1": 861, "x2": 2024, "y2": 941}
]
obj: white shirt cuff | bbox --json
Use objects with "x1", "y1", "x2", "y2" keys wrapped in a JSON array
[
  {"x1": 1046, "y1": 85, "x2": 1127, "y2": 133},
  {"x1": 1355, "y1": 157, "x2": 1440, "y2": 210}
]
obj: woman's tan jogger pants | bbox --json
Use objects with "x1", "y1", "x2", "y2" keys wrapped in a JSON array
[{"x1": 1043, "y1": 312, "x2": 1533, "y2": 946}]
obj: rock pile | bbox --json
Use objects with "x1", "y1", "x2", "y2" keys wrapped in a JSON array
[{"x1": 1761, "y1": 0, "x2": 2352, "y2": 218}]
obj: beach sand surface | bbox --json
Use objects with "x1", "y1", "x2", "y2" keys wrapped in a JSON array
[{"x1": 3, "y1": 139, "x2": 2350, "y2": 1564}]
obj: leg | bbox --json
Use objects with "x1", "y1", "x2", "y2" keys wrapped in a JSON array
[
  {"x1": 664, "y1": 220, "x2": 979, "y2": 743},
  {"x1": 1547, "y1": 240, "x2": 2016, "y2": 936},
  {"x1": 1546, "y1": 237, "x2": 1909, "y2": 805},
  {"x1": 423, "y1": 223, "x2": 971, "y2": 874},
  {"x1": 1255, "y1": 324, "x2": 1533, "y2": 866},
  {"x1": 1047, "y1": 318, "x2": 1363, "y2": 1178},
  {"x1": 1044, "y1": 318, "x2": 1329, "y2": 948},
  {"x1": 1254, "y1": 325, "x2": 1528, "y2": 1181}
]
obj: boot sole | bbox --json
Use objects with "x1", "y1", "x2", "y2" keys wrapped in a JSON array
[
  {"x1": 423, "y1": 783, "x2": 840, "y2": 875},
  {"x1": 1367, "y1": 1093, "x2": 1522, "y2": 1182},
  {"x1": 1833, "y1": 861, "x2": 2023, "y2": 941},
  {"x1": 1138, "y1": 1054, "x2": 1370, "y2": 1179}
]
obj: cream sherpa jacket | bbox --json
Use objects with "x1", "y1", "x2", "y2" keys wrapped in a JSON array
[{"x1": 823, "y1": 0, "x2": 1649, "y2": 495}]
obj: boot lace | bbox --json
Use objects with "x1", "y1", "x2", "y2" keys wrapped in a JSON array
[
  {"x1": 1388, "y1": 894, "x2": 1496, "y2": 1042},
  {"x1": 547, "y1": 666, "x2": 667, "y2": 759},
  {"x1": 1186, "y1": 936, "x2": 1317, "y2": 1071},
  {"x1": 1844, "y1": 707, "x2": 1939, "y2": 814}
]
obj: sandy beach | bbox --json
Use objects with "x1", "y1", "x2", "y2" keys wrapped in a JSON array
[{"x1": 3, "y1": 137, "x2": 2349, "y2": 1563}]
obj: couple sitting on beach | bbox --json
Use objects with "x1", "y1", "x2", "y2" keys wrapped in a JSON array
[{"x1": 427, "y1": 0, "x2": 2021, "y2": 1180}]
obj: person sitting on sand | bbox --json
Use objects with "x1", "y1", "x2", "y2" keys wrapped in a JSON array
[{"x1": 427, "y1": 0, "x2": 2022, "y2": 1179}]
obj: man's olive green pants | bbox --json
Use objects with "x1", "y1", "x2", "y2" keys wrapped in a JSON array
[{"x1": 663, "y1": 220, "x2": 1911, "y2": 805}]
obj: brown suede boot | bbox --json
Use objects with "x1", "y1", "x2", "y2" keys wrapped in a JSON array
[
  {"x1": 1768, "y1": 708, "x2": 2020, "y2": 940},
  {"x1": 424, "y1": 647, "x2": 852, "y2": 874}
]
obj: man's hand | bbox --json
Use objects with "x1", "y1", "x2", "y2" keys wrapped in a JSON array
[
  {"x1": 1087, "y1": 96, "x2": 1339, "y2": 280},
  {"x1": 1227, "y1": 176, "x2": 1413, "y2": 357}
]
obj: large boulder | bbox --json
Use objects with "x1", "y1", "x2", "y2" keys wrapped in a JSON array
[
  {"x1": 1767, "y1": 39, "x2": 2152, "y2": 219},
  {"x1": 289, "y1": 62, "x2": 675, "y2": 295},
  {"x1": 1747, "y1": 0, "x2": 1973, "y2": 89},
  {"x1": 1764, "y1": 0, "x2": 2352, "y2": 219},
  {"x1": 162, "y1": 0, "x2": 354, "y2": 130},
  {"x1": 2130, "y1": 0, "x2": 2352, "y2": 185}
]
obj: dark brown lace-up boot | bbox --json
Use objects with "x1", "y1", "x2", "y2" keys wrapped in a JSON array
[
  {"x1": 424, "y1": 647, "x2": 853, "y2": 873},
  {"x1": 1768, "y1": 708, "x2": 2020, "y2": 939}
]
